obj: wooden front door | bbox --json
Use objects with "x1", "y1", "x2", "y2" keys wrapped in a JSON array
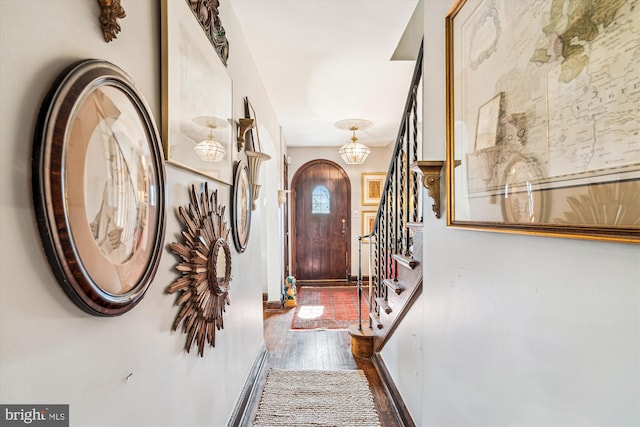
[{"x1": 292, "y1": 160, "x2": 350, "y2": 281}]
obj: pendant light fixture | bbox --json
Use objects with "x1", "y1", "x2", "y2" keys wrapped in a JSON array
[
  {"x1": 192, "y1": 116, "x2": 228, "y2": 162},
  {"x1": 336, "y1": 119, "x2": 373, "y2": 165}
]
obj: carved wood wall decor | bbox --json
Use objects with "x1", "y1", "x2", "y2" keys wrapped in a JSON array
[
  {"x1": 236, "y1": 117, "x2": 254, "y2": 152},
  {"x1": 186, "y1": 0, "x2": 229, "y2": 66},
  {"x1": 411, "y1": 161, "x2": 445, "y2": 219},
  {"x1": 167, "y1": 183, "x2": 232, "y2": 356},
  {"x1": 97, "y1": 0, "x2": 126, "y2": 42}
]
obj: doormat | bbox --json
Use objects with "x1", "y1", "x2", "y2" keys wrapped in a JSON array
[
  {"x1": 290, "y1": 286, "x2": 369, "y2": 330},
  {"x1": 253, "y1": 369, "x2": 381, "y2": 427}
]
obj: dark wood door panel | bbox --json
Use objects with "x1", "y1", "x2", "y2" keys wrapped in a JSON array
[{"x1": 292, "y1": 160, "x2": 350, "y2": 281}]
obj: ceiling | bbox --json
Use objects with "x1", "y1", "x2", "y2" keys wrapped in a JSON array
[{"x1": 229, "y1": 0, "x2": 422, "y2": 148}]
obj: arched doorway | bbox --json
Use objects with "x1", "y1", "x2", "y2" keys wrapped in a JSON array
[{"x1": 291, "y1": 159, "x2": 351, "y2": 282}]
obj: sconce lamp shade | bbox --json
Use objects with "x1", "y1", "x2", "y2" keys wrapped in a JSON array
[{"x1": 193, "y1": 116, "x2": 228, "y2": 162}]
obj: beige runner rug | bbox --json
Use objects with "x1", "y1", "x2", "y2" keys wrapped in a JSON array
[{"x1": 253, "y1": 369, "x2": 382, "y2": 427}]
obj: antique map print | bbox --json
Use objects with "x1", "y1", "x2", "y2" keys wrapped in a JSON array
[{"x1": 459, "y1": 0, "x2": 639, "y2": 193}]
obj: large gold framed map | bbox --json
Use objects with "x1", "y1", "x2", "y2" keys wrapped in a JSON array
[{"x1": 446, "y1": 0, "x2": 639, "y2": 243}]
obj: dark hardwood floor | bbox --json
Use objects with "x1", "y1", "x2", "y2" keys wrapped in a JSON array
[{"x1": 251, "y1": 304, "x2": 405, "y2": 426}]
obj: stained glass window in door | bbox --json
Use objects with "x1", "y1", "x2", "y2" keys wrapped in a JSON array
[{"x1": 311, "y1": 185, "x2": 330, "y2": 214}]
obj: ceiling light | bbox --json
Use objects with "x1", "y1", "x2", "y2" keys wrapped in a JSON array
[
  {"x1": 193, "y1": 116, "x2": 228, "y2": 162},
  {"x1": 336, "y1": 119, "x2": 373, "y2": 165}
]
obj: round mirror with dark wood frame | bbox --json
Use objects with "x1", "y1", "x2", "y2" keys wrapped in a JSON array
[
  {"x1": 32, "y1": 59, "x2": 166, "y2": 316},
  {"x1": 231, "y1": 159, "x2": 252, "y2": 252}
]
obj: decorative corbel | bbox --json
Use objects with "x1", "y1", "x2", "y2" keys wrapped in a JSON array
[
  {"x1": 97, "y1": 0, "x2": 126, "y2": 43},
  {"x1": 411, "y1": 161, "x2": 445, "y2": 218},
  {"x1": 236, "y1": 118, "x2": 254, "y2": 152}
]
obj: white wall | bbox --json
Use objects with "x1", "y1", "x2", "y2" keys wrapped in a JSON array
[
  {"x1": 381, "y1": 1, "x2": 640, "y2": 426},
  {"x1": 0, "y1": 1, "x2": 279, "y2": 425},
  {"x1": 287, "y1": 145, "x2": 394, "y2": 279},
  {"x1": 256, "y1": 125, "x2": 284, "y2": 301}
]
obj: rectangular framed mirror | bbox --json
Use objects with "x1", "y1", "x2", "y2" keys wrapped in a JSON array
[{"x1": 161, "y1": 0, "x2": 234, "y2": 185}]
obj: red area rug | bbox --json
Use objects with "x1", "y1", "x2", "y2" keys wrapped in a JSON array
[{"x1": 290, "y1": 286, "x2": 369, "y2": 330}]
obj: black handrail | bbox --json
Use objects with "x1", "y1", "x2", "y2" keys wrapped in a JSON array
[
  {"x1": 374, "y1": 41, "x2": 423, "y2": 235},
  {"x1": 356, "y1": 40, "x2": 423, "y2": 331}
]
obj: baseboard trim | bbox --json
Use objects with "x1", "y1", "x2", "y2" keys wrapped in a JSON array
[
  {"x1": 265, "y1": 300, "x2": 283, "y2": 311},
  {"x1": 294, "y1": 278, "x2": 372, "y2": 287},
  {"x1": 227, "y1": 342, "x2": 269, "y2": 427},
  {"x1": 371, "y1": 353, "x2": 416, "y2": 427}
]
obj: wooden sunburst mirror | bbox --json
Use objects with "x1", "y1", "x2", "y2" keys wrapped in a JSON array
[{"x1": 167, "y1": 183, "x2": 232, "y2": 356}]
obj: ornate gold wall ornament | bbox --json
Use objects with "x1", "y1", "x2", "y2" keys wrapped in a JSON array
[
  {"x1": 236, "y1": 117, "x2": 254, "y2": 152},
  {"x1": 97, "y1": 0, "x2": 126, "y2": 42},
  {"x1": 186, "y1": 0, "x2": 229, "y2": 66},
  {"x1": 411, "y1": 161, "x2": 446, "y2": 219},
  {"x1": 167, "y1": 183, "x2": 232, "y2": 356}
]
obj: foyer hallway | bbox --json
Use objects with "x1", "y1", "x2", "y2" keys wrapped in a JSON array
[{"x1": 242, "y1": 295, "x2": 409, "y2": 426}]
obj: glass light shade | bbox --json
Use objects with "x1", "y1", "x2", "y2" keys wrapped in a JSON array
[
  {"x1": 194, "y1": 137, "x2": 226, "y2": 162},
  {"x1": 338, "y1": 140, "x2": 371, "y2": 165}
]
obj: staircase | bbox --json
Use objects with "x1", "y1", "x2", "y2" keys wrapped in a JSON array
[
  {"x1": 349, "y1": 41, "x2": 425, "y2": 356},
  {"x1": 371, "y1": 222, "x2": 423, "y2": 351}
]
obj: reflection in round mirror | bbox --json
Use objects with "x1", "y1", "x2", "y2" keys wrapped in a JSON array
[
  {"x1": 84, "y1": 115, "x2": 140, "y2": 268},
  {"x1": 210, "y1": 238, "x2": 231, "y2": 295}
]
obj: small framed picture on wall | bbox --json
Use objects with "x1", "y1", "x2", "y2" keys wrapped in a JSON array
[
  {"x1": 362, "y1": 172, "x2": 385, "y2": 206},
  {"x1": 361, "y1": 210, "x2": 377, "y2": 240}
]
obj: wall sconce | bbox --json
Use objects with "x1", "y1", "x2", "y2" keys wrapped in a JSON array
[
  {"x1": 278, "y1": 190, "x2": 291, "y2": 206},
  {"x1": 242, "y1": 99, "x2": 271, "y2": 210},
  {"x1": 192, "y1": 116, "x2": 228, "y2": 162},
  {"x1": 237, "y1": 118, "x2": 254, "y2": 152},
  {"x1": 245, "y1": 150, "x2": 272, "y2": 210}
]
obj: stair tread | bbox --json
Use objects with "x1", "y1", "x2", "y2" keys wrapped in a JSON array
[
  {"x1": 375, "y1": 297, "x2": 392, "y2": 314},
  {"x1": 383, "y1": 278, "x2": 403, "y2": 295},
  {"x1": 393, "y1": 254, "x2": 417, "y2": 269},
  {"x1": 369, "y1": 312, "x2": 383, "y2": 329}
]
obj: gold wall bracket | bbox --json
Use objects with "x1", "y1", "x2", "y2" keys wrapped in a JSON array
[
  {"x1": 97, "y1": 0, "x2": 125, "y2": 43},
  {"x1": 411, "y1": 160, "x2": 445, "y2": 219},
  {"x1": 237, "y1": 118, "x2": 254, "y2": 151}
]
